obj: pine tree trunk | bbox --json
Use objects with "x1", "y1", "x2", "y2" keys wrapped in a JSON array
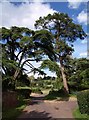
[{"x1": 60, "y1": 58, "x2": 69, "y2": 94}]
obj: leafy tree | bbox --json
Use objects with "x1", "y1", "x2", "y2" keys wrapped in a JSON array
[
  {"x1": 1, "y1": 27, "x2": 55, "y2": 90},
  {"x1": 35, "y1": 12, "x2": 86, "y2": 93},
  {"x1": 1, "y1": 27, "x2": 35, "y2": 89}
]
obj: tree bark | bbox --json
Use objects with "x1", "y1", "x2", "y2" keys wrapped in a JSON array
[{"x1": 60, "y1": 57, "x2": 69, "y2": 94}]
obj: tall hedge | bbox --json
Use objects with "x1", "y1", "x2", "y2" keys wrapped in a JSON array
[{"x1": 77, "y1": 90, "x2": 89, "y2": 115}]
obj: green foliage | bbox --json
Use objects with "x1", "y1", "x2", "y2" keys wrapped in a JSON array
[
  {"x1": 80, "y1": 68, "x2": 89, "y2": 85},
  {"x1": 67, "y1": 58, "x2": 89, "y2": 92},
  {"x1": 17, "y1": 74, "x2": 30, "y2": 87},
  {"x1": 35, "y1": 12, "x2": 86, "y2": 41},
  {"x1": 53, "y1": 78, "x2": 63, "y2": 90},
  {"x1": 16, "y1": 87, "x2": 32, "y2": 99},
  {"x1": 2, "y1": 76, "x2": 15, "y2": 91},
  {"x1": 1, "y1": 27, "x2": 35, "y2": 90},
  {"x1": 33, "y1": 30, "x2": 56, "y2": 61},
  {"x1": 35, "y1": 12, "x2": 86, "y2": 60},
  {"x1": 40, "y1": 59, "x2": 60, "y2": 78},
  {"x1": 45, "y1": 88, "x2": 69, "y2": 100},
  {"x1": 77, "y1": 90, "x2": 89, "y2": 115},
  {"x1": 1, "y1": 26, "x2": 55, "y2": 91}
]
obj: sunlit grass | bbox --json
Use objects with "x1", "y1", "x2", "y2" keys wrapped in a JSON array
[{"x1": 73, "y1": 108, "x2": 89, "y2": 120}]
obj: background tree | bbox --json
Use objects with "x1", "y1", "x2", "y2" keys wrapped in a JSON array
[
  {"x1": 35, "y1": 12, "x2": 86, "y2": 93},
  {"x1": 68, "y1": 58, "x2": 89, "y2": 90}
]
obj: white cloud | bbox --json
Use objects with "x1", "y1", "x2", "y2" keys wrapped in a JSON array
[
  {"x1": 1, "y1": 0, "x2": 43, "y2": 2},
  {"x1": 67, "y1": 0, "x2": 83, "y2": 9},
  {"x1": 1, "y1": 2, "x2": 56, "y2": 29},
  {"x1": 81, "y1": 38, "x2": 87, "y2": 44},
  {"x1": 79, "y1": 52, "x2": 87, "y2": 57},
  {"x1": 77, "y1": 10, "x2": 87, "y2": 25},
  {"x1": 67, "y1": 0, "x2": 88, "y2": 9}
]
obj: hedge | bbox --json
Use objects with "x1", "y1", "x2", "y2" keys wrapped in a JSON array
[{"x1": 77, "y1": 90, "x2": 89, "y2": 115}]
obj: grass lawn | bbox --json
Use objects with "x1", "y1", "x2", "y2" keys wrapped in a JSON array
[
  {"x1": 73, "y1": 108, "x2": 89, "y2": 120},
  {"x1": 2, "y1": 98, "x2": 28, "y2": 120},
  {"x1": 42, "y1": 89, "x2": 51, "y2": 95}
]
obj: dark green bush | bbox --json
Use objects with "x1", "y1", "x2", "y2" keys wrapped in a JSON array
[
  {"x1": 16, "y1": 88, "x2": 32, "y2": 99},
  {"x1": 45, "y1": 88, "x2": 69, "y2": 100},
  {"x1": 77, "y1": 90, "x2": 89, "y2": 115},
  {"x1": 50, "y1": 88, "x2": 69, "y2": 97}
]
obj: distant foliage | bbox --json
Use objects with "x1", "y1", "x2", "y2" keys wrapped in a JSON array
[{"x1": 68, "y1": 58, "x2": 89, "y2": 91}]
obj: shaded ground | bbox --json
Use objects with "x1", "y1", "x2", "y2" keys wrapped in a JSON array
[{"x1": 18, "y1": 93, "x2": 78, "y2": 120}]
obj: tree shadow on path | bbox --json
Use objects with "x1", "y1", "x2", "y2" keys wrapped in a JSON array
[
  {"x1": 17, "y1": 110, "x2": 73, "y2": 120},
  {"x1": 17, "y1": 110, "x2": 53, "y2": 120}
]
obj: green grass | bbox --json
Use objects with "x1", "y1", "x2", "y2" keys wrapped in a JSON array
[
  {"x1": 42, "y1": 89, "x2": 51, "y2": 95},
  {"x1": 2, "y1": 98, "x2": 27, "y2": 120},
  {"x1": 73, "y1": 108, "x2": 89, "y2": 120}
]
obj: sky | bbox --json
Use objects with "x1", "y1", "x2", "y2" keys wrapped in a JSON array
[{"x1": 0, "y1": 0, "x2": 88, "y2": 78}]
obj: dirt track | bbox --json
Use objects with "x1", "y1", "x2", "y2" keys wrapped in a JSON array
[{"x1": 18, "y1": 93, "x2": 78, "y2": 120}]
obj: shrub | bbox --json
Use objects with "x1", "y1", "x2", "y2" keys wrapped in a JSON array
[
  {"x1": 45, "y1": 88, "x2": 69, "y2": 100},
  {"x1": 16, "y1": 88, "x2": 32, "y2": 99},
  {"x1": 77, "y1": 90, "x2": 89, "y2": 115},
  {"x1": 49, "y1": 88, "x2": 69, "y2": 97}
]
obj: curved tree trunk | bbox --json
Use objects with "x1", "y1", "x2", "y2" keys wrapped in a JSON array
[{"x1": 60, "y1": 58, "x2": 69, "y2": 94}]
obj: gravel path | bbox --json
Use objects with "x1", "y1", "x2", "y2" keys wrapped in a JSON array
[{"x1": 18, "y1": 93, "x2": 78, "y2": 120}]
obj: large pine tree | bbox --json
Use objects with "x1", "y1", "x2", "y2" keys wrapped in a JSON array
[{"x1": 34, "y1": 12, "x2": 86, "y2": 93}]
